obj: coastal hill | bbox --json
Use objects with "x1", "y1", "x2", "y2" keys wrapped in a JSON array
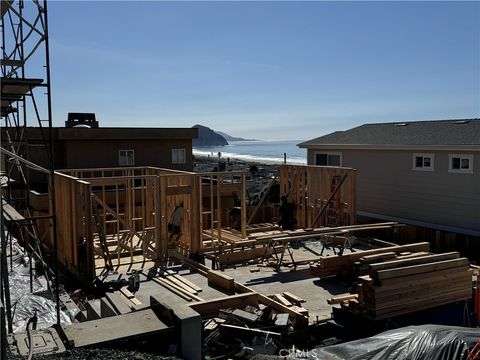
[
  {"x1": 215, "y1": 131, "x2": 255, "y2": 142},
  {"x1": 192, "y1": 124, "x2": 228, "y2": 147}
]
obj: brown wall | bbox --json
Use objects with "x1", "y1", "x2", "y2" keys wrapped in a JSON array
[
  {"x1": 24, "y1": 138, "x2": 193, "y2": 188},
  {"x1": 2, "y1": 126, "x2": 197, "y2": 191},
  {"x1": 62, "y1": 139, "x2": 193, "y2": 171}
]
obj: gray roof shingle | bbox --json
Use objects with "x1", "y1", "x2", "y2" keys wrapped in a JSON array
[{"x1": 299, "y1": 119, "x2": 480, "y2": 147}]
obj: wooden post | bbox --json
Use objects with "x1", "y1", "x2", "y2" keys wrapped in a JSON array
[
  {"x1": 159, "y1": 176, "x2": 168, "y2": 258},
  {"x1": 210, "y1": 175, "x2": 215, "y2": 253},
  {"x1": 241, "y1": 173, "x2": 247, "y2": 239},
  {"x1": 216, "y1": 174, "x2": 221, "y2": 244},
  {"x1": 191, "y1": 175, "x2": 201, "y2": 254},
  {"x1": 154, "y1": 176, "x2": 161, "y2": 259}
]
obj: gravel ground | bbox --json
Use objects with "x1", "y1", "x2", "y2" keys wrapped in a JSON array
[{"x1": 7, "y1": 348, "x2": 181, "y2": 360}]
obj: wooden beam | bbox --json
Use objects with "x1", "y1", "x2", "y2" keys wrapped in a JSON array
[
  {"x1": 217, "y1": 246, "x2": 272, "y2": 265},
  {"x1": 207, "y1": 270, "x2": 235, "y2": 293},
  {"x1": 327, "y1": 293, "x2": 358, "y2": 305},
  {"x1": 375, "y1": 258, "x2": 469, "y2": 281},
  {"x1": 189, "y1": 293, "x2": 259, "y2": 317},
  {"x1": 166, "y1": 270, "x2": 202, "y2": 292},
  {"x1": 282, "y1": 291, "x2": 306, "y2": 304},
  {"x1": 272, "y1": 294, "x2": 292, "y2": 307},
  {"x1": 162, "y1": 275, "x2": 198, "y2": 295},
  {"x1": 368, "y1": 252, "x2": 460, "y2": 272},
  {"x1": 145, "y1": 273, "x2": 203, "y2": 302}
]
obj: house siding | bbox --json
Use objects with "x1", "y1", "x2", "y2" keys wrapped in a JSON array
[
  {"x1": 62, "y1": 139, "x2": 193, "y2": 171},
  {"x1": 307, "y1": 148, "x2": 480, "y2": 232}
]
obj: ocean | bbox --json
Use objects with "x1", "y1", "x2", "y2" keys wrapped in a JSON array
[{"x1": 193, "y1": 140, "x2": 307, "y2": 164}]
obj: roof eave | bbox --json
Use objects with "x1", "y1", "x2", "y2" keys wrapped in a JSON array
[{"x1": 298, "y1": 144, "x2": 480, "y2": 151}]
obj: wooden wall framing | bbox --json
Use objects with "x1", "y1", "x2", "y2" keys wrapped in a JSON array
[
  {"x1": 279, "y1": 165, "x2": 356, "y2": 228},
  {"x1": 53, "y1": 165, "x2": 357, "y2": 282},
  {"x1": 54, "y1": 167, "x2": 247, "y2": 281}
]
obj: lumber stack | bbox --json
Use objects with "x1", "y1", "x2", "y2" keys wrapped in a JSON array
[
  {"x1": 341, "y1": 252, "x2": 473, "y2": 319},
  {"x1": 310, "y1": 242, "x2": 430, "y2": 278}
]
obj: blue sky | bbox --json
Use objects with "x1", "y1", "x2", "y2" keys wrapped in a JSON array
[{"x1": 47, "y1": 1, "x2": 479, "y2": 140}]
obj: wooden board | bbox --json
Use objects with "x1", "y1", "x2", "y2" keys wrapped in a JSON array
[
  {"x1": 272, "y1": 294, "x2": 292, "y2": 307},
  {"x1": 359, "y1": 252, "x2": 396, "y2": 263},
  {"x1": 146, "y1": 273, "x2": 203, "y2": 302},
  {"x1": 163, "y1": 275, "x2": 198, "y2": 295},
  {"x1": 368, "y1": 252, "x2": 459, "y2": 273},
  {"x1": 217, "y1": 246, "x2": 272, "y2": 265},
  {"x1": 311, "y1": 242, "x2": 430, "y2": 278},
  {"x1": 166, "y1": 270, "x2": 203, "y2": 292},
  {"x1": 327, "y1": 293, "x2": 358, "y2": 305},
  {"x1": 375, "y1": 258, "x2": 469, "y2": 281},
  {"x1": 282, "y1": 291, "x2": 306, "y2": 304},
  {"x1": 189, "y1": 293, "x2": 259, "y2": 317}
]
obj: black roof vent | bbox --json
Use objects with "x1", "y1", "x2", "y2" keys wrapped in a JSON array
[{"x1": 65, "y1": 113, "x2": 99, "y2": 128}]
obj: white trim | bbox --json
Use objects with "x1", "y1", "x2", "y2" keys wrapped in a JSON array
[
  {"x1": 357, "y1": 211, "x2": 480, "y2": 237},
  {"x1": 313, "y1": 151, "x2": 342, "y2": 166},
  {"x1": 448, "y1": 154, "x2": 473, "y2": 174},
  {"x1": 412, "y1": 153, "x2": 434, "y2": 172},
  {"x1": 172, "y1": 148, "x2": 186, "y2": 164},
  {"x1": 118, "y1": 149, "x2": 135, "y2": 166}
]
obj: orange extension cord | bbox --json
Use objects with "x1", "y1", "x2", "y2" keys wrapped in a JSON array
[{"x1": 468, "y1": 340, "x2": 480, "y2": 360}]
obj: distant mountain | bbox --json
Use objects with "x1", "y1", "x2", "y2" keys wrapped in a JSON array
[
  {"x1": 192, "y1": 125, "x2": 228, "y2": 147},
  {"x1": 215, "y1": 131, "x2": 256, "y2": 142}
]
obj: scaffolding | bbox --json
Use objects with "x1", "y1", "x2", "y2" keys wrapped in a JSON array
[{"x1": 0, "y1": 0, "x2": 59, "y2": 335}]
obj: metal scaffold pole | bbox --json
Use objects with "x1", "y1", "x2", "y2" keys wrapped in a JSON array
[
  {"x1": 42, "y1": 0, "x2": 59, "y2": 325},
  {"x1": 1, "y1": 0, "x2": 59, "y2": 330}
]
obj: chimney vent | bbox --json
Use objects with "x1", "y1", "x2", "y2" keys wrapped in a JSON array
[{"x1": 65, "y1": 113, "x2": 99, "y2": 128}]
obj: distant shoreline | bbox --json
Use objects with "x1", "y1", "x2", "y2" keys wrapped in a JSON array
[
  {"x1": 193, "y1": 151, "x2": 307, "y2": 165},
  {"x1": 193, "y1": 153, "x2": 279, "y2": 166}
]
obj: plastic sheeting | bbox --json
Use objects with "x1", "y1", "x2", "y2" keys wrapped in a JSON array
[
  {"x1": 312, "y1": 325, "x2": 480, "y2": 360},
  {"x1": 12, "y1": 294, "x2": 72, "y2": 333},
  {"x1": 6, "y1": 236, "x2": 74, "y2": 333},
  {"x1": 7, "y1": 238, "x2": 47, "y2": 302}
]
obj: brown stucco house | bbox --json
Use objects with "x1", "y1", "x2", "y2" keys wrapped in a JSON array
[
  {"x1": 10, "y1": 113, "x2": 198, "y2": 189},
  {"x1": 298, "y1": 119, "x2": 480, "y2": 237}
]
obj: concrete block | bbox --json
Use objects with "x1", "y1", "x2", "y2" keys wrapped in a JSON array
[
  {"x1": 75, "y1": 310, "x2": 87, "y2": 322},
  {"x1": 100, "y1": 297, "x2": 117, "y2": 317},
  {"x1": 105, "y1": 292, "x2": 131, "y2": 315},
  {"x1": 150, "y1": 296, "x2": 202, "y2": 360},
  {"x1": 13, "y1": 328, "x2": 66, "y2": 356},
  {"x1": 86, "y1": 299, "x2": 101, "y2": 320}
]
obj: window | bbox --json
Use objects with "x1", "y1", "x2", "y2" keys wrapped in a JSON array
[
  {"x1": 119, "y1": 150, "x2": 134, "y2": 166},
  {"x1": 412, "y1": 153, "x2": 434, "y2": 171},
  {"x1": 315, "y1": 152, "x2": 342, "y2": 166},
  {"x1": 172, "y1": 148, "x2": 186, "y2": 164},
  {"x1": 449, "y1": 154, "x2": 473, "y2": 174}
]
